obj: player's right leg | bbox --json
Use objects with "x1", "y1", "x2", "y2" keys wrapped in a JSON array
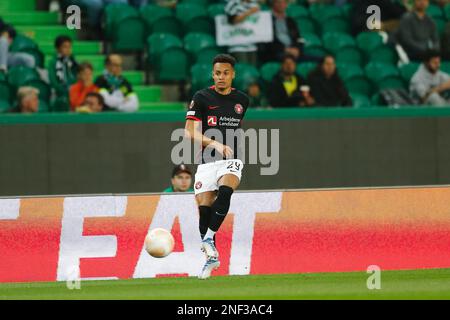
[
  {"x1": 196, "y1": 192, "x2": 220, "y2": 260},
  {"x1": 194, "y1": 164, "x2": 220, "y2": 279}
]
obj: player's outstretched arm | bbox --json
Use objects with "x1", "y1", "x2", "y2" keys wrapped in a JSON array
[{"x1": 184, "y1": 120, "x2": 233, "y2": 158}]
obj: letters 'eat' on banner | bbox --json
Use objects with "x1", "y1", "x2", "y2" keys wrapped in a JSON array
[{"x1": 1, "y1": 187, "x2": 450, "y2": 283}]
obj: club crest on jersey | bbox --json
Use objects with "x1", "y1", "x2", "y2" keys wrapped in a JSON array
[
  {"x1": 195, "y1": 181, "x2": 202, "y2": 189},
  {"x1": 234, "y1": 104, "x2": 243, "y2": 114},
  {"x1": 207, "y1": 116, "x2": 217, "y2": 126}
]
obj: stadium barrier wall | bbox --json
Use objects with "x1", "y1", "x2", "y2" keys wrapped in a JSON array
[
  {"x1": 1, "y1": 186, "x2": 450, "y2": 283},
  {"x1": 2, "y1": 108, "x2": 450, "y2": 196}
]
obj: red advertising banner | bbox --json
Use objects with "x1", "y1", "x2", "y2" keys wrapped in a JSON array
[{"x1": 1, "y1": 187, "x2": 450, "y2": 283}]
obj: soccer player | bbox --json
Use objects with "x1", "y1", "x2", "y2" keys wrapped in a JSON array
[{"x1": 184, "y1": 54, "x2": 249, "y2": 279}]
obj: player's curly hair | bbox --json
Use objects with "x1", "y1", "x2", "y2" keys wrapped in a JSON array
[{"x1": 213, "y1": 54, "x2": 236, "y2": 68}]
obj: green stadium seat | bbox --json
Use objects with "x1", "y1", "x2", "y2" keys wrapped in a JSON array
[
  {"x1": 104, "y1": 3, "x2": 139, "y2": 40},
  {"x1": 426, "y1": 4, "x2": 444, "y2": 19},
  {"x1": 15, "y1": 25, "x2": 76, "y2": 42},
  {"x1": 356, "y1": 32, "x2": 384, "y2": 54},
  {"x1": 399, "y1": 62, "x2": 420, "y2": 83},
  {"x1": 296, "y1": 62, "x2": 317, "y2": 78},
  {"x1": 51, "y1": 96, "x2": 70, "y2": 112},
  {"x1": 302, "y1": 33, "x2": 327, "y2": 56},
  {"x1": 112, "y1": 17, "x2": 146, "y2": 51},
  {"x1": 184, "y1": 33, "x2": 216, "y2": 60},
  {"x1": 154, "y1": 47, "x2": 190, "y2": 82},
  {"x1": 181, "y1": 0, "x2": 209, "y2": 5},
  {"x1": 368, "y1": 45, "x2": 398, "y2": 65},
  {"x1": 303, "y1": 45, "x2": 328, "y2": 57},
  {"x1": 208, "y1": 3, "x2": 226, "y2": 17},
  {"x1": 287, "y1": 4, "x2": 309, "y2": 18},
  {"x1": 134, "y1": 85, "x2": 162, "y2": 102},
  {"x1": 26, "y1": 79, "x2": 51, "y2": 103},
  {"x1": 433, "y1": 17, "x2": 446, "y2": 36},
  {"x1": 186, "y1": 16, "x2": 215, "y2": 35},
  {"x1": 176, "y1": 3, "x2": 208, "y2": 25},
  {"x1": 9, "y1": 34, "x2": 44, "y2": 68},
  {"x1": 445, "y1": 3, "x2": 450, "y2": 20},
  {"x1": 365, "y1": 62, "x2": 399, "y2": 83},
  {"x1": 0, "y1": 0, "x2": 35, "y2": 12},
  {"x1": 0, "y1": 82, "x2": 12, "y2": 112},
  {"x1": 2, "y1": 12, "x2": 58, "y2": 25},
  {"x1": 335, "y1": 47, "x2": 364, "y2": 66},
  {"x1": 345, "y1": 75, "x2": 373, "y2": 96},
  {"x1": 341, "y1": 2, "x2": 353, "y2": 18},
  {"x1": 309, "y1": 3, "x2": 343, "y2": 22},
  {"x1": 350, "y1": 93, "x2": 372, "y2": 108},
  {"x1": 234, "y1": 63, "x2": 260, "y2": 91},
  {"x1": 38, "y1": 41, "x2": 102, "y2": 56},
  {"x1": 260, "y1": 62, "x2": 281, "y2": 83},
  {"x1": 7, "y1": 66, "x2": 40, "y2": 89},
  {"x1": 441, "y1": 61, "x2": 450, "y2": 74},
  {"x1": 77, "y1": 55, "x2": 105, "y2": 72},
  {"x1": 147, "y1": 33, "x2": 183, "y2": 62},
  {"x1": 377, "y1": 76, "x2": 406, "y2": 91},
  {"x1": 302, "y1": 33, "x2": 322, "y2": 47},
  {"x1": 151, "y1": 16, "x2": 184, "y2": 38},
  {"x1": 191, "y1": 63, "x2": 214, "y2": 93},
  {"x1": 122, "y1": 71, "x2": 145, "y2": 86},
  {"x1": 196, "y1": 46, "x2": 221, "y2": 64},
  {"x1": 10, "y1": 34, "x2": 37, "y2": 52},
  {"x1": 371, "y1": 92, "x2": 382, "y2": 106},
  {"x1": 38, "y1": 99, "x2": 50, "y2": 113},
  {"x1": 320, "y1": 17, "x2": 350, "y2": 35},
  {"x1": 336, "y1": 63, "x2": 364, "y2": 81},
  {"x1": 140, "y1": 4, "x2": 173, "y2": 34},
  {"x1": 296, "y1": 18, "x2": 316, "y2": 35},
  {"x1": 322, "y1": 32, "x2": 356, "y2": 54},
  {"x1": 0, "y1": 99, "x2": 11, "y2": 113}
]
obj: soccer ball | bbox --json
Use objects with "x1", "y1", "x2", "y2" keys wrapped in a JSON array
[{"x1": 145, "y1": 228, "x2": 175, "y2": 258}]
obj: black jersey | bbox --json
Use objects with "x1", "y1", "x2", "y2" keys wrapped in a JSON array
[{"x1": 186, "y1": 86, "x2": 250, "y2": 164}]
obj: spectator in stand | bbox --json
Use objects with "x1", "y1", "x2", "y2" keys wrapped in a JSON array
[
  {"x1": 11, "y1": 87, "x2": 39, "y2": 113},
  {"x1": 350, "y1": 0, "x2": 408, "y2": 35},
  {"x1": 94, "y1": 54, "x2": 139, "y2": 112},
  {"x1": 75, "y1": 92, "x2": 106, "y2": 113},
  {"x1": 410, "y1": 50, "x2": 450, "y2": 106},
  {"x1": 48, "y1": 35, "x2": 78, "y2": 111},
  {"x1": 307, "y1": 55, "x2": 352, "y2": 107},
  {"x1": 246, "y1": 81, "x2": 269, "y2": 108},
  {"x1": 258, "y1": 0, "x2": 305, "y2": 64},
  {"x1": 69, "y1": 62, "x2": 99, "y2": 111},
  {"x1": 268, "y1": 54, "x2": 315, "y2": 108},
  {"x1": 394, "y1": 0, "x2": 440, "y2": 61},
  {"x1": 225, "y1": 0, "x2": 260, "y2": 64},
  {"x1": 0, "y1": 20, "x2": 35, "y2": 73},
  {"x1": 163, "y1": 164, "x2": 194, "y2": 192}
]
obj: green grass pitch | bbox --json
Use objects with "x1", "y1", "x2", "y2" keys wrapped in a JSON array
[{"x1": 1, "y1": 268, "x2": 449, "y2": 300}]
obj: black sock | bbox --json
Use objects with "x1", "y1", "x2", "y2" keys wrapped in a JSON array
[
  {"x1": 198, "y1": 206, "x2": 211, "y2": 240},
  {"x1": 209, "y1": 185, "x2": 234, "y2": 232}
]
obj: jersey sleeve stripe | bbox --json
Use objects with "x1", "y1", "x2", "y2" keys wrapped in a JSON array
[{"x1": 186, "y1": 116, "x2": 201, "y2": 121}]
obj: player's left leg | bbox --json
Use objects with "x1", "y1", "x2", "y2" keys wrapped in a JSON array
[
  {"x1": 198, "y1": 175, "x2": 239, "y2": 280},
  {"x1": 203, "y1": 174, "x2": 240, "y2": 241}
]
